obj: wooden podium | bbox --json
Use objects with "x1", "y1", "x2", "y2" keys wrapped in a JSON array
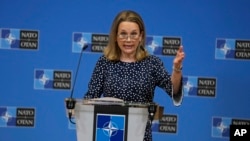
[{"x1": 73, "y1": 98, "x2": 149, "y2": 141}]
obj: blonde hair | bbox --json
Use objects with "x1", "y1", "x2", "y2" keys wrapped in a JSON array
[{"x1": 103, "y1": 10, "x2": 149, "y2": 61}]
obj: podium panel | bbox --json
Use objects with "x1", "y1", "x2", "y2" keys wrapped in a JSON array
[{"x1": 74, "y1": 100, "x2": 148, "y2": 141}]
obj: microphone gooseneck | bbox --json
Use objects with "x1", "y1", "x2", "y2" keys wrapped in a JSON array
[
  {"x1": 146, "y1": 56, "x2": 157, "y2": 126},
  {"x1": 69, "y1": 44, "x2": 88, "y2": 99},
  {"x1": 65, "y1": 44, "x2": 88, "y2": 124}
]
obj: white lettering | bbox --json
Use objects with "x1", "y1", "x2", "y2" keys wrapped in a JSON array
[
  {"x1": 163, "y1": 48, "x2": 176, "y2": 55},
  {"x1": 17, "y1": 119, "x2": 34, "y2": 126},
  {"x1": 92, "y1": 36, "x2": 109, "y2": 42},
  {"x1": 235, "y1": 51, "x2": 250, "y2": 58},
  {"x1": 20, "y1": 41, "x2": 37, "y2": 48},
  {"x1": 236, "y1": 42, "x2": 250, "y2": 49},
  {"x1": 54, "y1": 73, "x2": 71, "y2": 79},
  {"x1": 21, "y1": 32, "x2": 38, "y2": 39},
  {"x1": 17, "y1": 110, "x2": 34, "y2": 116},
  {"x1": 92, "y1": 45, "x2": 105, "y2": 52},
  {"x1": 199, "y1": 79, "x2": 216, "y2": 86},
  {"x1": 159, "y1": 125, "x2": 176, "y2": 132},
  {"x1": 54, "y1": 82, "x2": 71, "y2": 89},
  {"x1": 198, "y1": 89, "x2": 215, "y2": 96},
  {"x1": 161, "y1": 116, "x2": 177, "y2": 123},
  {"x1": 164, "y1": 39, "x2": 180, "y2": 45},
  {"x1": 234, "y1": 129, "x2": 247, "y2": 136}
]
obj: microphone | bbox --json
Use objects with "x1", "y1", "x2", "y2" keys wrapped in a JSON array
[
  {"x1": 148, "y1": 102, "x2": 157, "y2": 125},
  {"x1": 65, "y1": 44, "x2": 88, "y2": 124}
]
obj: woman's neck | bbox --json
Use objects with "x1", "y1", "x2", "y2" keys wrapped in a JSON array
[{"x1": 120, "y1": 54, "x2": 136, "y2": 62}]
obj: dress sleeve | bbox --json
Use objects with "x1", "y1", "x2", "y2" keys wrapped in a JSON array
[
  {"x1": 83, "y1": 56, "x2": 106, "y2": 99},
  {"x1": 153, "y1": 56, "x2": 183, "y2": 106},
  {"x1": 171, "y1": 77, "x2": 183, "y2": 106}
]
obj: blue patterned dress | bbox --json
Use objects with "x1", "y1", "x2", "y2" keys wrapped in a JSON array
[{"x1": 84, "y1": 55, "x2": 183, "y2": 141}]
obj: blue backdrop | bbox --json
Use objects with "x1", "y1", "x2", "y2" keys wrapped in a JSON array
[{"x1": 1, "y1": 0, "x2": 250, "y2": 141}]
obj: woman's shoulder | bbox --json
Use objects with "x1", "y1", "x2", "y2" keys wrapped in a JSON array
[
  {"x1": 146, "y1": 55, "x2": 163, "y2": 63},
  {"x1": 94, "y1": 55, "x2": 108, "y2": 65},
  {"x1": 97, "y1": 55, "x2": 108, "y2": 62},
  {"x1": 96, "y1": 55, "x2": 116, "y2": 65}
]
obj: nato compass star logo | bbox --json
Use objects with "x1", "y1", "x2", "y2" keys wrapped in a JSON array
[
  {"x1": 184, "y1": 80, "x2": 194, "y2": 94},
  {"x1": 72, "y1": 32, "x2": 91, "y2": 53},
  {"x1": 39, "y1": 73, "x2": 50, "y2": 85},
  {"x1": 0, "y1": 29, "x2": 20, "y2": 49},
  {"x1": 219, "y1": 43, "x2": 231, "y2": 56},
  {"x1": 183, "y1": 76, "x2": 197, "y2": 96},
  {"x1": 215, "y1": 39, "x2": 235, "y2": 59},
  {"x1": 0, "y1": 107, "x2": 16, "y2": 127},
  {"x1": 1, "y1": 111, "x2": 13, "y2": 125},
  {"x1": 146, "y1": 36, "x2": 161, "y2": 55},
  {"x1": 77, "y1": 37, "x2": 88, "y2": 49},
  {"x1": 212, "y1": 117, "x2": 230, "y2": 138},
  {"x1": 96, "y1": 114, "x2": 125, "y2": 141},
  {"x1": 5, "y1": 33, "x2": 16, "y2": 45},
  {"x1": 146, "y1": 39, "x2": 159, "y2": 54},
  {"x1": 34, "y1": 69, "x2": 53, "y2": 89},
  {"x1": 102, "y1": 121, "x2": 119, "y2": 137}
]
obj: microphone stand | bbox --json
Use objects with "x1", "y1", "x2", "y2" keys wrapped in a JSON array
[
  {"x1": 148, "y1": 102, "x2": 157, "y2": 126},
  {"x1": 145, "y1": 55, "x2": 157, "y2": 126},
  {"x1": 65, "y1": 44, "x2": 88, "y2": 124}
]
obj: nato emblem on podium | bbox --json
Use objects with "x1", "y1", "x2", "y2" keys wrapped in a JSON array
[{"x1": 93, "y1": 105, "x2": 128, "y2": 141}]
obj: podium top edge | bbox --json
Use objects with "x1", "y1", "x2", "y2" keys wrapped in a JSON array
[{"x1": 65, "y1": 97, "x2": 158, "y2": 107}]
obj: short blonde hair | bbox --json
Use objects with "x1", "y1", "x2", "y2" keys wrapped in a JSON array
[{"x1": 103, "y1": 10, "x2": 149, "y2": 61}]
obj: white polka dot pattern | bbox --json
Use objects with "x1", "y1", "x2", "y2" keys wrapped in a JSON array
[{"x1": 84, "y1": 55, "x2": 173, "y2": 103}]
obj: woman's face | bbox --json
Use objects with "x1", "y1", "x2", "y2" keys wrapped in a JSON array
[{"x1": 116, "y1": 21, "x2": 142, "y2": 57}]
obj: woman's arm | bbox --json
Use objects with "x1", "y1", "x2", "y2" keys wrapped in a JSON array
[{"x1": 171, "y1": 46, "x2": 185, "y2": 95}]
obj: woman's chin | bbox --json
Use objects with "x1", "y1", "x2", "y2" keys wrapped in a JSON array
[{"x1": 122, "y1": 49, "x2": 136, "y2": 55}]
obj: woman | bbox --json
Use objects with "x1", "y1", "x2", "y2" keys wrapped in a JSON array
[{"x1": 84, "y1": 10, "x2": 185, "y2": 141}]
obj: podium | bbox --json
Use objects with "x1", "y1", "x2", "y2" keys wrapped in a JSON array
[{"x1": 73, "y1": 98, "x2": 149, "y2": 141}]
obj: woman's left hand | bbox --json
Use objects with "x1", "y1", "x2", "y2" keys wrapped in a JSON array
[{"x1": 173, "y1": 46, "x2": 185, "y2": 68}]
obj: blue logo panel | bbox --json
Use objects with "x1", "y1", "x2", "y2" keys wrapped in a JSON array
[
  {"x1": 34, "y1": 69, "x2": 54, "y2": 89},
  {"x1": 215, "y1": 39, "x2": 236, "y2": 59},
  {"x1": 95, "y1": 114, "x2": 125, "y2": 141},
  {"x1": 146, "y1": 36, "x2": 162, "y2": 55},
  {"x1": 72, "y1": 32, "x2": 92, "y2": 53},
  {"x1": 0, "y1": 107, "x2": 17, "y2": 127},
  {"x1": 183, "y1": 76, "x2": 198, "y2": 96},
  {"x1": 0, "y1": 29, "x2": 20, "y2": 49},
  {"x1": 212, "y1": 117, "x2": 231, "y2": 138}
]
